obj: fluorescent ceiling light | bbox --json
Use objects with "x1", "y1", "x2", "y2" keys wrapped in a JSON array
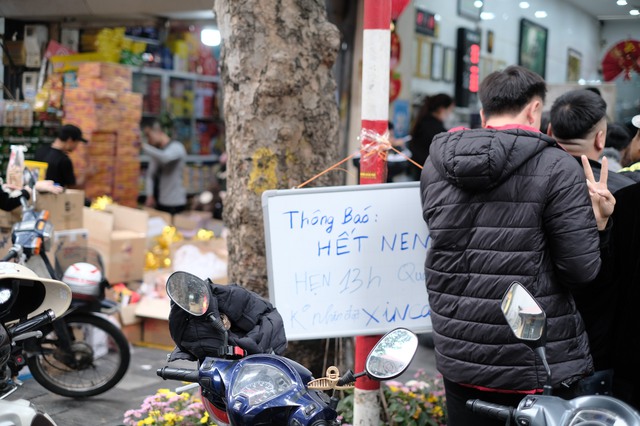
[
  {"x1": 201, "y1": 28, "x2": 221, "y2": 47},
  {"x1": 480, "y1": 12, "x2": 496, "y2": 20},
  {"x1": 617, "y1": 0, "x2": 627, "y2": 5},
  {"x1": 630, "y1": 8, "x2": 640, "y2": 15},
  {"x1": 519, "y1": 2, "x2": 530, "y2": 8},
  {"x1": 534, "y1": 10, "x2": 548, "y2": 18},
  {"x1": 474, "y1": 0, "x2": 483, "y2": 8}
]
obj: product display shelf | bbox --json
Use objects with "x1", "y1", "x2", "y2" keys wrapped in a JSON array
[{"x1": 131, "y1": 66, "x2": 223, "y2": 158}]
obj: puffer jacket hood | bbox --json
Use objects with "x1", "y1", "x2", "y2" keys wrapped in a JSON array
[{"x1": 429, "y1": 127, "x2": 556, "y2": 192}]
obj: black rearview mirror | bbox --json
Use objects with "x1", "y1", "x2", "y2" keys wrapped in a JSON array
[
  {"x1": 501, "y1": 282, "x2": 546, "y2": 342},
  {"x1": 365, "y1": 328, "x2": 418, "y2": 380},
  {"x1": 166, "y1": 271, "x2": 211, "y2": 316}
]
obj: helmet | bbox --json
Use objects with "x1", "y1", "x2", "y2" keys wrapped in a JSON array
[
  {"x1": 0, "y1": 262, "x2": 71, "y2": 322},
  {"x1": 62, "y1": 262, "x2": 103, "y2": 299}
]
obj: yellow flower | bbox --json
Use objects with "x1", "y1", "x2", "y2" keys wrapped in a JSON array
[
  {"x1": 413, "y1": 407, "x2": 422, "y2": 419},
  {"x1": 427, "y1": 394, "x2": 438, "y2": 404},
  {"x1": 408, "y1": 391, "x2": 416, "y2": 398},
  {"x1": 432, "y1": 406, "x2": 444, "y2": 417},
  {"x1": 388, "y1": 385, "x2": 399, "y2": 392},
  {"x1": 165, "y1": 412, "x2": 178, "y2": 422},
  {"x1": 200, "y1": 411, "x2": 210, "y2": 424},
  {"x1": 157, "y1": 388, "x2": 170, "y2": 394}
]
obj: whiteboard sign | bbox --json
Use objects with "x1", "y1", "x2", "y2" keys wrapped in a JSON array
[{"x1": 262, "y1": 182, "x2": 432, "y2": 340}]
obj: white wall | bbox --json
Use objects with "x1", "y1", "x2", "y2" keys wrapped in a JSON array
[{"x1": 410, "y1": 0, "x2": 601, "y2": 97}]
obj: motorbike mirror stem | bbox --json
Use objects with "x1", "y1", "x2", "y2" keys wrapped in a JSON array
[
  {"x1": 206, "y1": 313, "x2": 229, "y2": 356},
  {"x1": 535, "y1": 345, "x2": 553, "y2": 396}
]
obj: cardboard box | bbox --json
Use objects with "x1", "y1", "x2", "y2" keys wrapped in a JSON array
[
  {"x1": 36, "y1": 189, "x2": 85, "y2": 231},
  {"x1": 83, "y1": 205, "x2": 148, "y2": 283},
  {"x1": 0, "y1": 209, "x2": 20, "y2": 229},
  {"x1": 141, "y1": 318, "x2": 173, "y2": 347},
  {"x1": 50, "y1": 228, "x2": 88, "y2": 263},
  {"x1": 171, "y1": 238, "x2": 228, "y2": 283},
  {"x1": 172, "y1": 211, "x2": 212, "y2": 231}
]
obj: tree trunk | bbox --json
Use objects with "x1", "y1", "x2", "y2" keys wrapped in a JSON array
[{"x1": 214, "y1": 0, "x2": 341, "y2": 297}]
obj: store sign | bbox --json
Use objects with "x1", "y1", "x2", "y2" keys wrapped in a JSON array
[
  {"x1": 415, "y1": 7, "x2": 436, "y2": 37},
  {"x1": 455, "y1": 28, "x2": 481, "y2": 108}
]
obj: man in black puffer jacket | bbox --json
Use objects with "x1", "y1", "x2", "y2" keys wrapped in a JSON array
[{"x1": 420, "y1": 66, "x2": 614, "y2": 426}]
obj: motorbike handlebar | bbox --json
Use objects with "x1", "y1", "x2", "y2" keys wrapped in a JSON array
[
  {"x1": 1, "y1": 249, "x2": 18, "y2": 262},
  {"x1": 9, "y1": 309, "x2": 55, "y2": 338},
  {"x1": 156, "y1": 367, "x2": 200, "y2": 383},
  {"x1": 466, "y1": 399, "x2": 513, "y2": 421}
]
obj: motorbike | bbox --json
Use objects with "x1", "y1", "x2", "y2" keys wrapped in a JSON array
[
  {"x1": 466, "y1": 281, "x2": 640, "y2": 426},
  {"x1": 0, "y1": 172, "x2": 130, "y2": 397},
  {"x1": 156, "y1": 271, "x2": 419, "y2": 426},
  {"x1": 0, "y1": 261, "x2": 73, "y2": 425}
]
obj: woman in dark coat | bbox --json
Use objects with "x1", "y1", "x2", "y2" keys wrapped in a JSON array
[{"x1": 409, "y1": 93, "x2": 454, "y2": 180}]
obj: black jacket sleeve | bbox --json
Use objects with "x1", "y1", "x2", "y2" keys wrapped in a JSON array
[
  {"x1": 0, "y1": 187, "x2": 29, "y2": 212},
  {"x1": 542, "y1": 154, "x2": 602, "y2": 287}
]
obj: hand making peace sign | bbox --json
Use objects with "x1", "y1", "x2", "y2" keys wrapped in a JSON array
[{"x1": 581, "y1": 155, "x2": 615, "y2": 231}]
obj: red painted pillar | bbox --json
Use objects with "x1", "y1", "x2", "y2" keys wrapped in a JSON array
[{"x1": 354, "y1": 0, "x2": 391, "y2": 424}]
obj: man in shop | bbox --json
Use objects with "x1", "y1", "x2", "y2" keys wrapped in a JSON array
[
  {"x1": 142, "y1": 119, "x2": 187, "y2": 215},
  {"x1": 34, "y1": 124, "x2": 87, "y2": 189},
  {"x1": 420, "y1": 65, "x2": 614, "y2": 425}
]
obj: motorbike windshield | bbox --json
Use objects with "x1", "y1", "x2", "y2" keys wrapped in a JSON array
[{"x1": 54, "y1": 246, "x2": 105, "y2": 278}]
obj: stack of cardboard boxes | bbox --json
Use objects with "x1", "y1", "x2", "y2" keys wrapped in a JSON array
[{"x1": 64, "y1": 62, "x2": 143, "y2": 207}]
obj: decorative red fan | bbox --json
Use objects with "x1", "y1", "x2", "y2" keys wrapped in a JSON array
[{"x1": 601, "y1": 39, "x2": 640, "y2": 81}]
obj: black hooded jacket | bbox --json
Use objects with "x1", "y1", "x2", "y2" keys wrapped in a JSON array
[{"x1": 420, "y1": 126, "x2": 601, "y2": 392}]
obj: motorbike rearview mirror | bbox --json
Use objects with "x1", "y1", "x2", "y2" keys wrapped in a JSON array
[
  {"x1": 501, "y1": 282, "x2": 553, "y2": 395},
  {"x1": 166, "y1": 271, "x2": 211, "y2": 316},
  {"x1": 365, "y1": 328, "x2": 418, "y2": 380},
  {"x1": 501, "y1": 282, "x2": 546, "y2": 344}
]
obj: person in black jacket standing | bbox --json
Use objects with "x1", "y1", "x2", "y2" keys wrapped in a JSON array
[
  {"x1": 420, "y1": 66, "x2": 614, "y2": 425},
  {"x1": 549, "y1": 89, "x2": 635, "y2": 194},
  {"x1": 409, "y1": 93, "x2": 454, "y2": 180}
]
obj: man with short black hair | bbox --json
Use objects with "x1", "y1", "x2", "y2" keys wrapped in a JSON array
[
  {"x1": 550, "y1": 89, "x2": 634, "y2": 193},
  {"x1": 34, "y1": 124, "x2": 87, "y2": 188},
  {"x1": 420, "y1": 65, "x2": 614, "y2": 425}
]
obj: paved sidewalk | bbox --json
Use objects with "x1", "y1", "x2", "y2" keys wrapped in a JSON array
[{"x1": 10, "y1": 336, "x2": 437, "y2": 425}]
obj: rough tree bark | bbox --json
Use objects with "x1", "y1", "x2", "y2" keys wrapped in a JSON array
[
  {"x1": 214, "y1": 1, "x2": 342, "y2": 373},
  {"x1": 214, "y1": 0, "x2": 341, "y2": 295}
]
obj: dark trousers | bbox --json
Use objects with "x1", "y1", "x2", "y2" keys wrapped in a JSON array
[
  {"x1": 444, "y1": 378, "x2": 526, "y2": 426},
  {"x1": 156, "y1": 204, "x2": 186, "y2": 216}
]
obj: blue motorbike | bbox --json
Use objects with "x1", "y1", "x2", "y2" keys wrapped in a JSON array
[{"x1": 156, "y1": 271, "x2": 419, "y2": 426}]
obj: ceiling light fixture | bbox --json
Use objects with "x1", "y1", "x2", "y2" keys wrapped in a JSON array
[
  {"x1": 480, "y1": 12, "x2": 496, "y2": 20},
  {"x1": 630, "y1": 8, "x2": 640, "y2": 15},
  {"x1": 617, "y1": 0, "x2": 627, "y2": 5},
  {"x1": 519, "y1": 1, "x2": 530, "y2": 8},
  {"x1": 534, "y1": 10, "x2": 548, "y2": 18},
  {"x1": 201, "y1": 28, "x2": 221, "y2": 47},
  {"x1": 474, "y1": 0, "x2": 484, "y2": 8}
]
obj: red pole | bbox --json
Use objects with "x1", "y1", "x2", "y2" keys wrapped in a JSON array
[{"x1": 355, "y1": 0, "x2": 391, "y2": 423}]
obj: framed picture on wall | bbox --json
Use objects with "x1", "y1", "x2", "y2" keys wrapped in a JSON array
[
  {"x1": 458, "y1": 0, "x2": 482, "y2": 21},
  {"x1": 518, "y1": 18, "x2": 548, "y2": 78},
  {"x1": 416, "y1": 36, "x2": 432, "y2": 79},
  {"x1": 443, "y1": 47, "x2": 456, "y2": 83},
  {"x1": 431, "y1": 43, "x2": 444, "y2": 81},
  {"x1": 567, "y1": 48, "x2": 582, "y2": 82}
]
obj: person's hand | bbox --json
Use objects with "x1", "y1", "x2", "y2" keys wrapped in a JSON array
[
  {"x1": 35, "y1": 180, "x2": 64, "y2": 194},
  {"x1": 145, "y1": 195, "x2": 156, "y2": 208},
  {"x1": 582, "y1": 155, "x2": 615, "y2": 230}
]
